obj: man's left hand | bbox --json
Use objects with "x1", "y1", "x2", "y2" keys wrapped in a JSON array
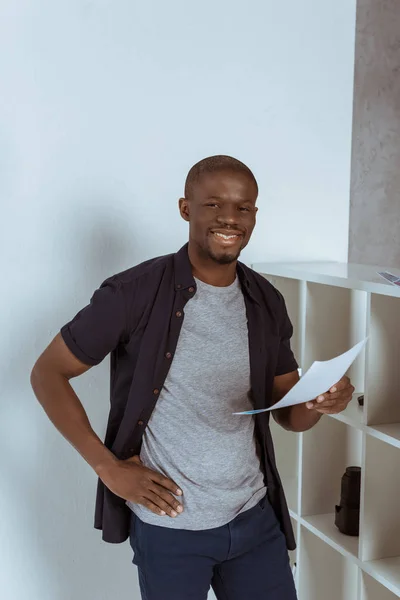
[{"x1": 305, "y1": 376, "x2": 355, "y2": 414}]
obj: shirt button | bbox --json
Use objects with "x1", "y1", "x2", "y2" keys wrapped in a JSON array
[
  {"x1": 176, "y1": 284, "x2": 182, "y2": 289},
  {"x1": 153, "y1": 388, "x2": 160, "y2": 395},
  {"x1": 188, "y1": 286, "x2": 195, "y2": 293},
  {"x1": 137, "y1": 421, "x2": 144, "y2": 426},
  {"x1": 165, "y1": 352, "x2": 172, "y2": 359},
  {"x1": 175, "y1": 311, "x2": 182, "y2": 318}
]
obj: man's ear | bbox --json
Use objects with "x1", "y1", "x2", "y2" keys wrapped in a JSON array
[{"x1": 178, "y1": 197, "x2": 190, "y2": 222}]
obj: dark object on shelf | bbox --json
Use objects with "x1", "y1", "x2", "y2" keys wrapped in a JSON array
[
  {"x1": 357, "y1": 394, "x2": 364, "y2": 407},
  {"x1": 335, "y1": 466, "x2": 361, "y2": 536}
]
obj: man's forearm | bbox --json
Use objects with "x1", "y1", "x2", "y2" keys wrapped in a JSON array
[
  {"x1": 31, "y1": 366, "x2": 117, "y2": 474},
  {"x1": 273, "y1": 403, "x2": 322, "y2": 432}
]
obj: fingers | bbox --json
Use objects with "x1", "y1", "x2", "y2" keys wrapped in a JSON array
[
  {"x1": 306, "y1": 398, "x2": 336, "y2": 409},
  {"x1": 306, "y1": 395, "x2": 335, "y2": 409},
  {"x1": 126, "y1": 457, "x2": 182, "y2": 496},
  {"x1": 142, "y1": 490, "x2": 183, "y2": 517},
  {"x1": 141, "y1": 497, "x2": 168, "y2": 516},
  {"x1": 143, "y1": 468, "x2": 184, "y2": 517},
  {"x1": 307, "y1": 393, "x2": 346, "y2": 408},
  {"x1": 320, "y1": 393, "x2": 340, "y2": 405},
  {"x1": 306, "y1": 386, "x2": 354, "y2": 410},
  {"x1": 306, "y1": 397, "x2": 350, "y2": 410},
  {"x1": 151, "y1": 471, "x2": 183, "y2": 497},
  {"x1": 329, "y1": 375, "x2": 351, "y2": 393},
  {"x1": 150, "y1": 483, "x2": 184, "y2": 516},
  {"x1": 306, "y1": 391, "x2": 351, "y2": 412}
]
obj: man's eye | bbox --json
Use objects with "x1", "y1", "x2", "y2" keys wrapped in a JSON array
[
  {"x1": 206, "y1": 203, "x2": 219, "y2": 208},
  {"x1": 239, "y1": 207, "x2": 250, "y2": 212}
]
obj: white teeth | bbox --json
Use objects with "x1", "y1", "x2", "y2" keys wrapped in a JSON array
[{"x1": 214, "y1": 233, "x2": 238, "y2": 240}]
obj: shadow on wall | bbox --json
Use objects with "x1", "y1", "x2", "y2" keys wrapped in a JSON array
[{"x1": 0, "y1": 200, "x2": 141, "y2": 600}]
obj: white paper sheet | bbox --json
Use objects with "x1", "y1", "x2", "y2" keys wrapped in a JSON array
[{"x1": 233, "y1": 338, "x2": 367, "y2": 415}]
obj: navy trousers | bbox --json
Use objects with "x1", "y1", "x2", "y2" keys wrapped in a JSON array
[{"x1": 129, "y1": 496, "x2": 297, "y2": 600}]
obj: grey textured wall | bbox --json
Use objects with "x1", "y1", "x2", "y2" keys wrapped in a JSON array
[{"x1": 349, "y1": 0, "x2": 400, "y2": 267}]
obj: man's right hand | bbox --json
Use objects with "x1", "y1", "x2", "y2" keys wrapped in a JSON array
[{"x1": 97, "y1": 456, "x2": 184, "y2": 517}]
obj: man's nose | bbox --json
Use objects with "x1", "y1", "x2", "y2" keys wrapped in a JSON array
[{"x1": 216, "y1": 206, "x2": 238, "y2": 226}]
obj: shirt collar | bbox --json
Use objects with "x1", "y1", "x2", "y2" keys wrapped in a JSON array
[
  {"x1": 237, "y1": 261, "x2": 259, "y2": 304},
  {"x1": 174, "y1": 243, "x2": 259, "y2": 303},
  {"x1": 173, "y1": 244, "x2": 196, "y2": 291}
]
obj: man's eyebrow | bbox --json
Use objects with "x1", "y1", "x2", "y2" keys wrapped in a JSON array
[{"x1": 207, "y1": 195, "x2": 254, "y2": 203}]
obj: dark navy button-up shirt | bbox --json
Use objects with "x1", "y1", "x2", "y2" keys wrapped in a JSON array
[{"x1": 61, "y1": 243, "x2": 298, "y2": 549}]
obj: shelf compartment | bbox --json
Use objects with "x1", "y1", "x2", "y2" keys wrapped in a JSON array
[
  {"x1": 303, "y1": 283, "x2": 367, "y2": 392},
  {"x1": 366, "y1": 293, "x2": 400, "y2": 426},
  {"x1": 361, "y1": 568, "x2": 400, "y2": 599},
  {"x1": 301, "y1": 417, "x2": 363, "y2": 524},
  {"x1": 301, "y1": 513, "x2": 359, "y2": 560},
  {"x1": 298, "y1": 527, "x2": 359, "y2": 600},
  {"x1": 366, "y1": 423, "x2": 400, "y2": 450},
  {"x1": 329, "y1": 393, "x2": 364, "y2": 429},
  {"x1": 264, "y1": 275, "x2": 304, "y2": 363},
  {"x1": 361, "y1": 436, "x2": 400, "y2": 566}
]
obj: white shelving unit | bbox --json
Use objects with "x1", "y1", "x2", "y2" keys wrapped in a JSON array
[{"x1": 252, "y1": 261, "x2": 400, "y2": 600}]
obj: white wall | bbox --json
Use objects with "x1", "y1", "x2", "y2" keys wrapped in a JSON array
[{"x1": 0, "y1": 1, "x2": 356, "y2": 598}]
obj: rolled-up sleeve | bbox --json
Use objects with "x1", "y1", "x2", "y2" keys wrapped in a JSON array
[
  {"x1": 60, "y1": 277, "x2": 127, "y2": 366},
  {"x1": 275, "y1": 290, "x2": 299, "y2": 376}
]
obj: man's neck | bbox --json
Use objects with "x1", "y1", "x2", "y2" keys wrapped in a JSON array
[{"x1": 188, "y1": 245, "x2": 237, "y2": 287}]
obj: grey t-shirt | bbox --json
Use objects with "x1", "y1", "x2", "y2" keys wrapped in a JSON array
[{"x1": 129, "y1": 276, "x2": 266, "y2": 530}]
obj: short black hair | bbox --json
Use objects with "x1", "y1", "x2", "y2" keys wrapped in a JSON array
[{"x1": 184, "y1": 155, "x2": 258, "y2": 198}]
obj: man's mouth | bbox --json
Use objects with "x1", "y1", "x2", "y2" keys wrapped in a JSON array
[{"x1": 210, "y1": 231, "x2": 243, "y2": 246}]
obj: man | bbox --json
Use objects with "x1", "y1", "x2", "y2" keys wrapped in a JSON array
[{"x1": 31, "y1": 155, "x2": 354, "y2": 600}]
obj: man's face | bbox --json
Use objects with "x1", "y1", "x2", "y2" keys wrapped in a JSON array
[{"x1": 179, "y1": 170, "x2": 258, "y2": 265}]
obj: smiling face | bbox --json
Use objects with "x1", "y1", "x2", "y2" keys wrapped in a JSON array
[{"x1": 179, "y1": 169, "x2": 258, "y2": 265}]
